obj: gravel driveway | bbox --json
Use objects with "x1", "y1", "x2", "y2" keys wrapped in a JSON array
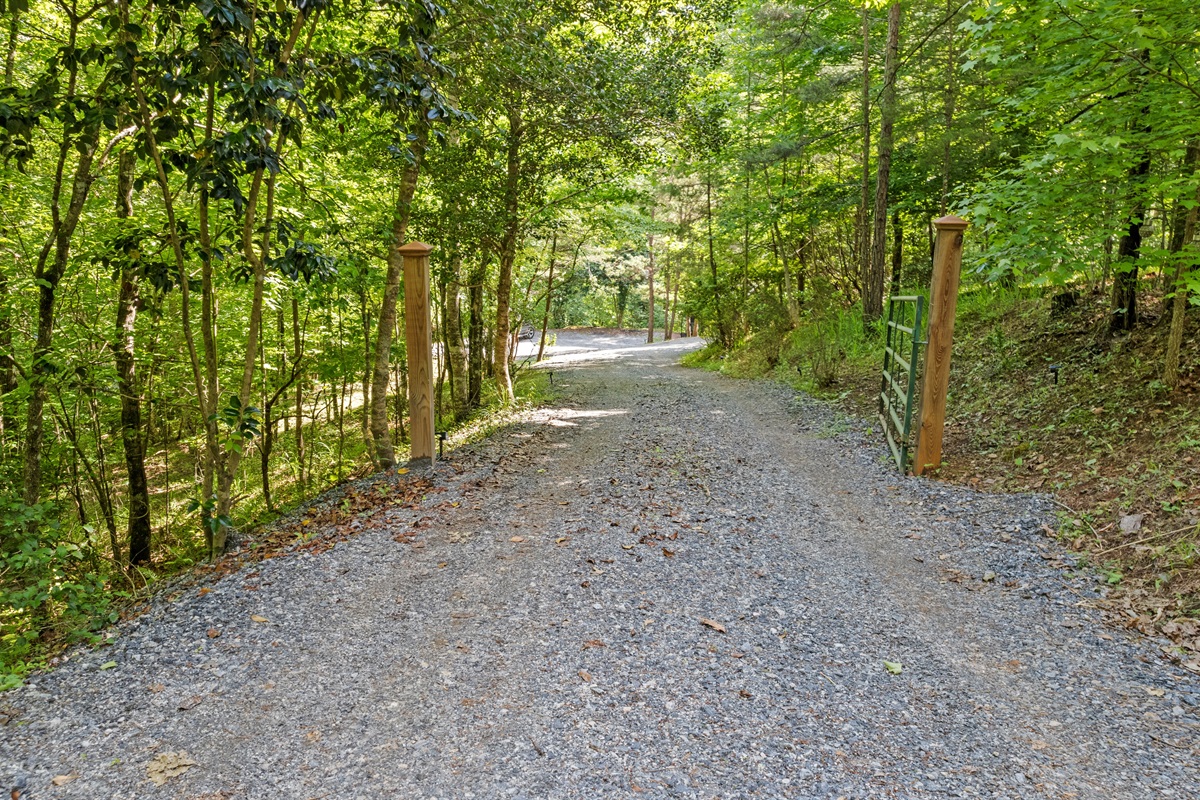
[{"x1": 4, "y1": 331, "x2": 1198, "y2": 799}]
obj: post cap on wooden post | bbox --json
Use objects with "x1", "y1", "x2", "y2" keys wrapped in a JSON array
[
  {"x1": 397, "y1": 241, "x2": 433, "y2": 257},
  {"x1": 932, "y1": 215, "x2": 968, "y2": 232}
]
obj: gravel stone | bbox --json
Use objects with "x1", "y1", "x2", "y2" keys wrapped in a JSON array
[{"x1": 2, "y1": 331, "x2": 1198, "y2": 798}]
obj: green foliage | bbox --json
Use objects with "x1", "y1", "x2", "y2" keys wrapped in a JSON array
[{"x1": 1, "y1": 501, "x2": 115, "y2": 686}]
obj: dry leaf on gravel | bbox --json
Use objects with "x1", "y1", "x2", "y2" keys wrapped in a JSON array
[
  {"x1": 582, "y1": 639, "x2": 605, "y2": 649},
  {"x1": 700, "y1": 618, "x2": 726, "y2": 633},
  {"x1": 146, "y1": 751, "x2": 197, "y2": 786},
  {"x1": 509, "y1": 536, "x2": 525, "y2": 543},
  {"x1": 207, "y1": 628, "x2": 220, "y2": 638},
  {"x1": 250, "y1": 615, "x2": 269, "y2": 623},
  {"x1": 51, "y1": 774, "x2": 78, "y2": 786},
  {"x1": 578, "y1": 669, "x2": 591, "y2": 682},
  {"x1": 178, "y1": 696, "x2": 202, "y2": 711}
]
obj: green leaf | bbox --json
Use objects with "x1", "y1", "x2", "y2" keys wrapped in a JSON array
[
  {"x1": 99, "y1": 661, "x2": 118, "y2": 670},
  {"x1": 883, "y1": 660, "x2": 903, "y2": 675}
]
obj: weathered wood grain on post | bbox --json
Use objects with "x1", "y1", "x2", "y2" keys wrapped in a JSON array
[
  {"x1": 914, "y1": 215, "x2": 968, "y2": 476},
  {"x1": 400, "y1": 241, "x2": 435, "y2": 465}
]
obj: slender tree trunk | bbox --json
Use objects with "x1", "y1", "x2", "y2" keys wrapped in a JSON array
[
  {"x1": 0, "y1": 6, "x2": 18, "y2": 447},
  {"x1": 445, "y1": 252, "x2": 469, "y2": 419},
  {"x1": 1164, "y1": 144, "x2": 1200, "y2": 390},
  {"x1": 647, "y1": 225, "x2": 656, "y2": 344},
  {"x1": 494, "y1": 103, "x2": 524, "y2": 403},
  {"x1": 798, "y1": 229, "x2": 808, "y2": 298},
  {"x1": 889, "y1": 208, "x2": 903, "y2": 294},
  {"x1": 107, "y1": 0, "x2": 152, "y2": 566},
  {"x1": 468, "y1": 257, "x2": 486, "y2": 409},
  {"x1": 359, "y1": 288, "x2": 371, "y2": 457},
  {"x1": 1111, "y1": 149, "x2": 1151, "y2": 332},
  {"x1": 865, "y1": 2, "x2": 901, "y2": 327},
  {"x1": 538, "y1": 232, "x2": 557, "y2": 361},
  {"x1": 668, "y1": 267, "x2": 680, "y2": 338},
  {"x1": 706, "y1": 178, "x2": 727, "y2": 345},
  {"x1": 113, "y1": 143, "x2": 152, "y2": 566},
  {"x1": 939, "y1": 0, "x2": 958, "y2": 216},
  {"x1": 858, "y1": 4, "x2": 872, "y2": 318},
  {"x1": 23, "y1": 131, "x2": 99, "y2": 511},
  {"x1": 292, "y1": 296, "x2": 304, "y2": 488},
  {"x1": 662, "y1": 251, "x2": 673, "y2": 341},
  {"x1": 371, "y1": 124, "x2": 426, "y2": 468}
]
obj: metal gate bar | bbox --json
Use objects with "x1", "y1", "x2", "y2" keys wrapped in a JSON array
[{"x1": 879, "y1": 295, "x2": 925, "y2": 472}]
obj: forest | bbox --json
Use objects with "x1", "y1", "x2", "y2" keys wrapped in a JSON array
[{"x1": 1, "y1": 0, "x2": 1198, "y2": 682}]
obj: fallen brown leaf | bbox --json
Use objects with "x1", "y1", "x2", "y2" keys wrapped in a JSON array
[
  {"x1": 582, "y1": 640, "x2": 606, "y2": 649},
  {"x1": 578, "y1": 669, "x2": 591, "y2": 682},
  {"x1": 250, "y1": 614, "x2": 269, "y2": 623},
  {"x1": 700, "y1": 618, "x2": 727, "y2": 633},
  {"x1": 662, "y1": 548, "x2": 675, "y2": 558},
  {"x1": 207, "y1": 628, "x2": 221, "y2": 638},
  {"x1": 509, "y1": 536, "x2": 525, "y2": 543},
  {"x1": 51, "y1": 774, "x2": 78, "y2": 786}
]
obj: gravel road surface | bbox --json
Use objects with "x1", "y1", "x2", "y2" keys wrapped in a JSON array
[{"x1": 4, "y1": 331, "x2": 1198, "y2": 799}]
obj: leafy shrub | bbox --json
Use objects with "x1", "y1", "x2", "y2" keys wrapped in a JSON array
[{"x1": 1, "y1": 500, "x2": 115, "y2": 687}]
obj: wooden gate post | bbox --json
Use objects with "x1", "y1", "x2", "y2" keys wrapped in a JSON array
[
  {"x1": 913, "y1": 215, "x2": 968, "y2": 476},
  {"x1": 399, "y1": 241, "x2": 435, "y2": 465}
]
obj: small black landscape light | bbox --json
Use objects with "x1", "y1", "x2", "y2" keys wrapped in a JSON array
[
  {"x1": 1049, "y1": 364, "x2": 1061, "y2": 385},
  {"x1": 437, "y1": 430, "x2": 448, "y2": 459},
  {"x1": 549, "y1": 370, "x2": 554, "y2": 385}
]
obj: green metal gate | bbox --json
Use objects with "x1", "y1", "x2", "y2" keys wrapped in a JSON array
[{"x1": 879, "y1": 295, "x2": 925, "y2": 472}]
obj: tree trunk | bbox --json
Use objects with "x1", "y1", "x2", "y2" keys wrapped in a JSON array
[
  {"x1": 668, "y1": 265, "x2": 680, "y2": 338},
  {"x1": 889, "y1": 208, "x2": 903, "y2": 295},
  {"x1": 939, "y1": 0, "x2": 958, "y2": 216},
  {"x1": 494, "y1": 103, "x2": 524, "y2": 403},
  {"x1": 647, "y1": 227, "x2": 656, "y2": 344},
  {"x1": 371, "y1": 124, "x2": 426, "y2": 468},
  {"x1": 445, "y1": 252, "x2": 469, "y2": 419},
  {"x1": 468, "y1": 257, "x2": 486, "y2": 409},
  {"x1": 858, "y1": 4, "x2": 872, "y2": 321},
  {"x1": 1110, "y1": 149, "x2": 1151, "y2": 332},
  {"x1": 22, "y1": 128, "x2": 99, "y2": 511},
  {"x1": 293, "y1": 296, "x2": 304, "y2": 488},
  {"x1": 662, "y1": 253, "x2": 673, "y2": 341},
  {"x1": 113, "y1": 140, "x2": 152, "y2": 566},
  {"x1": 0, "y1": 6, "x2": 18, "y2": 447},
  {"x1": 538, "y1": 232, "x2": 557, "y2": 361},
  {"x1": 706, "y1": 178, "x2": 727, "y2": 345},
  {"x1": 358, "y1": 288, "x2": 372, "y2": 457},
  {"x1": 865, "y1": 2, "x2": 901, "y2": 327},
  {"x1": 1164, "y1": 144, "x2": 1200, "y2": 390}
]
